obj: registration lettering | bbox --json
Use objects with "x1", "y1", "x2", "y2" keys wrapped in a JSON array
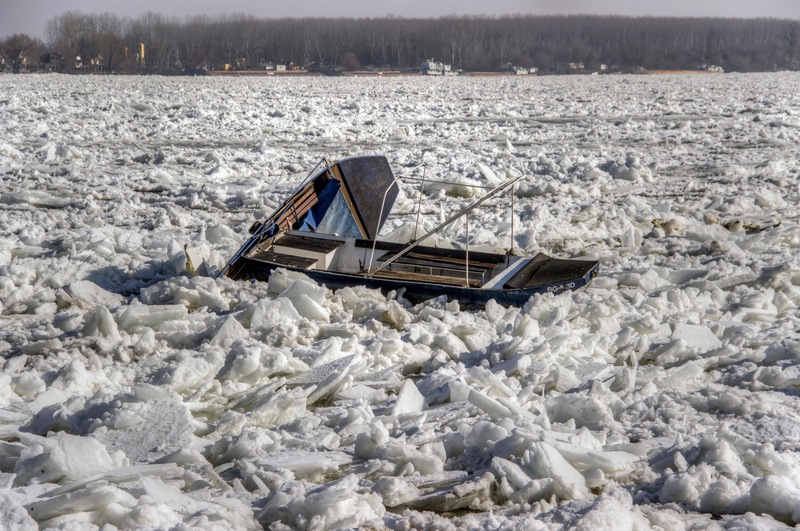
[{"x1": 547, "y1": 282, "x2": 576, "y2": 293}]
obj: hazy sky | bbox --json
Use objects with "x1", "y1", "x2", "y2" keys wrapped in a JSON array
[{"x1": 2, "y1": 0, "x2": 800, "y2": 39}]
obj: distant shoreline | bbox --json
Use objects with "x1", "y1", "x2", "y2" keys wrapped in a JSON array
[{"x1": 1, "y1": 70, "x2": 733, "y2": 78}]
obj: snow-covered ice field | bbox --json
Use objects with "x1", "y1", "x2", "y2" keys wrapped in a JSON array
[{"x1": 1, "y1": 73, "x2": 800, "y2": 530}]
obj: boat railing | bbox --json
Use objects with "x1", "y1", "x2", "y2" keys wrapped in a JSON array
[
  {"x1": 367, "y1": 166, "x2": 519, "y2": 276},
  {"x1": 367, "y1": 162, "x2": 427, "y2": 274},
  {"x1": 366, "y1": 171, "x2": 528, "y2": 285}
]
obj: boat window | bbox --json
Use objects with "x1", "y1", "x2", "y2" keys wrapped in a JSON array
[{"x1": 313, "y1": 189, "x2": 362, "y2": 238}]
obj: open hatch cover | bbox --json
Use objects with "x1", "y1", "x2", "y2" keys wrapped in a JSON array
[{"x1": 334, "y1": 155, "x2": 398, "y2": 240}]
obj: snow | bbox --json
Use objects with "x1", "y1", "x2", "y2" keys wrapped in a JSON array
[{"x1": 1, "y1": 72, "x2": 800, "y2": 529}]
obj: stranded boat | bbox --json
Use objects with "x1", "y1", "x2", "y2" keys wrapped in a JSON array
[{"x1": 219, "y1": 155, "x2": 598, "y2": 308}]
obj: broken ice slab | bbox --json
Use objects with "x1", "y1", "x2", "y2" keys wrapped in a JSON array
[
  {"x1": 0, "y1": 426, "x2": 22, "y2": 442},
  {"x1": 405, "y1": 470, "x2": 468, "y2": 490},
  {"x1": 671, "y1": 323, "x2": 722, "y2": 353},
  {"x1": 50, "y1": 433, "x2": 115, "y2": 480},
  {"x1": 526, "y1": 442, "x2": 591, "y2": 500},
  {"x1": 491, "y1": 457, "x2": 537, "y2": 490},
  {"x1": 357, "y1": 363, "x2": 403, "y2": 381},
  {"x1": 654, "y1": 362, "x2": 704, "y2": 390},
  {"x1": 604, "y1": 437, "x2": 674, "y2": 458},
  {"x1": 25, "y1": 484, "x2": 136, "y2": 522},
  {"x1": 286, "y1": 354, "x2": 362, "y2": 387},
  {"x1": 139, "y1": 475, "x2": 205, "y2": 514},
  {"x1": 335, "y1": 384, "x2": 385, "y2": 403},
  {"x1": 404, "y1": 472, "x2": 495, "y2": 512},
  {"x1": 0, "y1": 491, "x2": 38, "y2": 531},
  {"x1": 250, "y1": 450, "x2": 352, "y2": 480},
  {"x1": 62, "y1": 280, "x2": 124, "y2": 310},
  {"x1": 468, "y1": 389, "x2": 514, "y2": 421},
  {"x1": 116, "y1": 300, "x2": 188, "y2": 332},
  {"x1": 423, "y1": 401, "x2": 481, "y2": 425},
  {"x1": 508, "y1": 478, "x2": 554, "y2": 505},
  {"x1": 548, "y1": 440, "x2": 640, "y2": 474},
  {"x1": 39, "y1": 463, "x2": 180, "y2": 498},
  {"x1": 307, "y1": 372, "x2": 352, "y2": 405},
  {"x1": 0, "y1": 409, "x2": 31, "y2": 424},
  {"x1": 391, "y1": 379, "x2": 425, "y2": 416},
  {"x1": 227, "y1": 378, "x2": 287, "y2": 411},
  {"x1": 569, "y1": 362, "x2": 614, "y2": 385},
  {"x1": 374, "y1": 476, "x2": 422, "y2": 507},
  {"x1": 94, "y1": 400, "x2": 194, "y2": 464}
]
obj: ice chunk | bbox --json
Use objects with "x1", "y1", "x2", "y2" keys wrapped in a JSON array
[
  {"x1": 392, "y1": 379, "x2": 425, "y2": 416},
  {"x1": 478, "y1": 163, "x2": 503, "y2": 186},
  {"x1": 0, "y1": 491, "x2": 37, "y2": 531},
  {"x1": 526, "y1": 442, "x2": 590, "y2": 500},
  {"x1": 247, "y1": 386, "x2": 308, "y2": 428},
  {"x1": 95, "y1": 304, "x2": 122, "y2": 341},
  {"x1": 63, "y1": 280, "x2": 124, "y2": 309},
  {"x1": 133, "y1": 328, "x2": 157, "y2": 358},
  {"x1": 750, "y1": 475, "x2": 800, "y2": 523},
  {"x1": 671, "y1": 323, "x2": 722, "y2": 353},
  {"x1": 491, "y1": 457, "x2": 537, "y2": 490},
  {"x1": 267, "y1": 268, "x2": 314, "y2": 296},
  {"x1": 50, "y1": 434, "x2": 115, "y2": 481},
  {"x1": 288, "y1": 354, "x2": 357, "y2": 385},
  {"x1": 140, "y1": 475, "x2": 206, "y2": 513},
  {"x1": 250, "y1": 297, "x2": 301, "y2": 331},
  {"x1": 508, "y1": 478, "x2": 554, "y2": 504},
  {"x1": 209, "y1": 315, "x2": 248, "y2": 348},
  {"x1": 21, "y1": 387, "x2": 70, "y2": 415},
  {"x1": 461, "y1": 420, "x2": 509, "y2": 451},
  {"x1": 373, "y1": 476, "x2": 421, "y2": 507},
  {"x1": 407, "y1": 472, "x2": 495, "y2": 512},
  {"x1": 548, "y1": 394, "x2": 618, "y2": 431},
  {"x1": 289, "y1": 293, "x2": 329, "y2": 321},
  {"x1": 549, "y1": 440, "x2": 639, "y2": 475},
  {"x1": 307, "y1": 367, "x2": 352, "y2": 404},
  {"x1": 276, "y1": 278, "x2": 328, "y2": 321},
  {"x1": 279, "y1": 278, "x2": 326, "y2": 306},
  {"x1": 467, "y1": 389, "x2": 514, "y2": 420},
  {"x1": 116, "y1": 300, "x2": 188, "y2": 332},
  {"x1": 253, "y1": 450, "x2": 351, "y2": 481},
  {"x1": 302, "y1": 474, "x2": 385, "y2": 529},
  {"x1": 95, "y1": 400, "x2": 194, "y2": 464},
  {"x1": 25, "y1": 485, "x2": 135, "y2": 522}
]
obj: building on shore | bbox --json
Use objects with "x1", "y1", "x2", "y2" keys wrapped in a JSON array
[
  {"x1": 421, "y1": 58, "x2": 451, "y2": 75},
  {"x1": 502, "y1": 63, "x2": 531, "y2": 75},
  {"x1": 697, "y1": 64, "x2": 724, "y2": 73}
]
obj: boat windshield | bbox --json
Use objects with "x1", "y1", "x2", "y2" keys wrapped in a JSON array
[{"x1": 312, "y1": 189, "x2": 362, "y2": 238}]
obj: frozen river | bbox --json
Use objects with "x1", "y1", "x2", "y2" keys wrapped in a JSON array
[{"x1": 1, "y1": 73, "x2": 800, "y2": 530}]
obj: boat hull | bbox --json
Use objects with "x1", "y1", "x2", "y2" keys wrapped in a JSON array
[{"x1": 243, "y1": 258, "x2": 599, "y2": 309}]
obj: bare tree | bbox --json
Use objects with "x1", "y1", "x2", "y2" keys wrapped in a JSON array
[{"x1": 2, "y1": 34, "x2": 38, "y2": 72}]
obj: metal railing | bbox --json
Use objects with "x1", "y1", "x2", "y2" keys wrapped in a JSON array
[
  {"x1": 367, "y1": 162, "x2": 427, "y2": 274},
  {"x1": 367, "y1": 171, "x2": 528, "y2": 279}
]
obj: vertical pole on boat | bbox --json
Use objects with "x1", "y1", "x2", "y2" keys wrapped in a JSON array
[
  {"x1": 510, "y1": 184, "x2": 515, "y2": 254},
  {"x1": 465, "y1": 212, "x2": 470, "y2": 287},
  {"x1": 414, "y1": 164, "x2": 427, "y2": 240}
]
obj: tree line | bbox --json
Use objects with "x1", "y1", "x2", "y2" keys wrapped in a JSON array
[{"x1": 2, "y1": 11, "x2": 799, "y2": 74}]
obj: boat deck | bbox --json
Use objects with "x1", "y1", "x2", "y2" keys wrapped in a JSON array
[
  {"x1": 363, "y1": 268, "x2": 481, "y2": 287},
  {"x1": 250, "y1": 250, "x2": 318, "y2": 269}
]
